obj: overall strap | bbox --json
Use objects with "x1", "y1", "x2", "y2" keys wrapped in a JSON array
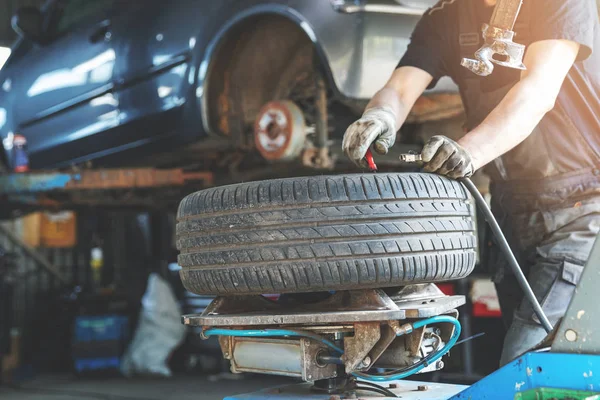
[{"x1": 458, "y1": 0, "x2": 484, "y2": 81}]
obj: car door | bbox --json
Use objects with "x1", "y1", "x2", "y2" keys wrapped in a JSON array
[{"x1": 11, "y1": 0, "x2": 119, "y2": 168}]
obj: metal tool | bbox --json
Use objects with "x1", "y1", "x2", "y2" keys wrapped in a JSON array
[
  {"x1": 399, "y1": 153, "x2": 423, "y2": 163},
  {"x1": 399, "y1": 153, "x2": 552, "y2": 333},
  {"x1": 461, "y1": 0, "x2": 526, "y2": 76}
]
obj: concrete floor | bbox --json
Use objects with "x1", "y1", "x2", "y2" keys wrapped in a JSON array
[{"x1": 0, "y1": 373, "x2": 295, "y2": 400}]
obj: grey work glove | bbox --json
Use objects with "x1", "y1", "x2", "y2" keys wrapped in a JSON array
[
  {"x1": 422, "y1": 135, "x2": 475, "y2": 179},
  {"x1": 342, "y1": 107, "x2": 397, "y2": 168}
]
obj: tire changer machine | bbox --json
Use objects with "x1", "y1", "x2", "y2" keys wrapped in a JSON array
[{"x1": 182, "y1": 1, "x2": 600, "y2": 398}]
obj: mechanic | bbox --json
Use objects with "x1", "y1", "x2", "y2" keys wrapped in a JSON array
[{"x1": 342, "y1": 0, "x2": 600, "y2": 364}]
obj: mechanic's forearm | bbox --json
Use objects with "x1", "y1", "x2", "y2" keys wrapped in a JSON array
[
  {"x1": 458, "y1": 79, "x2": 553, "y2": 170},
  {"x1": 365, "y1": 87, "x2": 411, "y2": 129}
]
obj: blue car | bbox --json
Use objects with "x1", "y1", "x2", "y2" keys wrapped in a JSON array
[{"x1": 0, "y1": 0, "x2": 460, "y2": 173}]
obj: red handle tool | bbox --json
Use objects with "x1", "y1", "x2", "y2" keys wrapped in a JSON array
[{"x1": 365, "y1": 149, "x2": 377, "y2": 171}]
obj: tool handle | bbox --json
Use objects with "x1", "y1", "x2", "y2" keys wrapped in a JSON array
[{"x1": 365, "y1": 149, "x2": 377, "y2": 171}]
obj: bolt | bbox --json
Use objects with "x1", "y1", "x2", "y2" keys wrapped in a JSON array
[
  {"x1": 308, "y1": 375, "x2": 312, "y2": 380},
  {"x1": 360, "y1": 356, "x2": 371, "y2": 368},
  {"x1": 418, "y1": 385, "x2": 428, "y2": 391},
  {"x1": 565, "y1": 329, "x2": 578, "y2": 342},
  {"x1": 436, "y1": 360, "x2": 444, "y2": 369},
  {"x1": 388, "y1": 383, "x2": 398, "y2": 389}
]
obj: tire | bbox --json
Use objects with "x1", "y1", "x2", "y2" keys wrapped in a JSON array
[{"x1": 176, "y1": 173, "x2": 477, "y2": 296}]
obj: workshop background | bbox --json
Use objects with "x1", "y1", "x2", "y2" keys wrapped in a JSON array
[{"x1": 1, "y1": 0, "x2": 593, "y2": 399}]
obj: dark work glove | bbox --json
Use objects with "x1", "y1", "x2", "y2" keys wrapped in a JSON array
[
  {"x1": 342, "y1": 107, "x2": 397, "y2": 168},
  {"x1": 422, "y1": 135, "x2": 475, "y2": 179}
]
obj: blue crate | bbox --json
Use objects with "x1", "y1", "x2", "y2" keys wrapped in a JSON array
[
  {"x1": 74, "y1": 357, "x2": 120, "y2": 373},
  {"x1": 74, "y1": 315, "x2": 129, "y2": 343}
]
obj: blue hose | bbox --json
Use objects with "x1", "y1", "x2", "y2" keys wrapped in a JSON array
[
  {"x1": 353, "y1": 315, "x2": 462, "y2": 382},
  {"x1": 202, "y1": 328, "x2": 344, "y2": 354},
  {"x1": 413, "y1": 315, "x2": 461, "y2": 330}
]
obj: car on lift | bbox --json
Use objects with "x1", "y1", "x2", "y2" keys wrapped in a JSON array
[{"x1": 0, "y1": 0, "x2": 462, "y2": 179}]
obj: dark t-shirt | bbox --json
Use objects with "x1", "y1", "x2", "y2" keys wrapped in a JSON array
[{"x1": 398, "y1": 0, "x2": 600, "y2": 187}]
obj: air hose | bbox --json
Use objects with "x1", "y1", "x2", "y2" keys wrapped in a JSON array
[
  {"x1": 459, "y1": 178, "x2": 553, "y2": 333},
  {"x1": 397, "y1": 152, "x2": 553, "y2": 333}
]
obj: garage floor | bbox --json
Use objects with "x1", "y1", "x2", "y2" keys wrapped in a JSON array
[{"x1": 0, "y1": 374, "x2": 295, "y2": 400}]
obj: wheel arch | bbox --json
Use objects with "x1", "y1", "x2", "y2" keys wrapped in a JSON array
[{"x1": 197, "y1": 5, "x2": 338, "y2": 137}]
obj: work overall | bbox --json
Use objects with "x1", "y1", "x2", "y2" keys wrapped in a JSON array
[{"x1": 457, "y1": 1, "x2": 600, "y2": 364}]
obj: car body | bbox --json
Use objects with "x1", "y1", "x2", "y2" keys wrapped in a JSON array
[{"x1": 0, "y1": 0, "x2": 460, "y2": 171}]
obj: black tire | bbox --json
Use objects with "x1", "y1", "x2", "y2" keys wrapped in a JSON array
[{"x1": 176, "y1": 173, "x2": 477, "y2": 295}]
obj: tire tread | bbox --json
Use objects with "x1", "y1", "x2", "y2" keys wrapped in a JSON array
[{"x1": 177, "y1": 173, "x2": 476, "y2": 295}]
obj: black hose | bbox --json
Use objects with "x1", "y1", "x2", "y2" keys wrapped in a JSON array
[
  {"x1": 317, "y1": 354, "x2": 344, "y2": 365},
  {"x1": 356, "y1": 383, "x2": 399, "y2": 398},
  {"x1": 459, "y1": 178, "x2": 553, "y2": 333}
]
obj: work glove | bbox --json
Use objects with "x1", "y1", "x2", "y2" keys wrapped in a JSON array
[
  {"x1": 342, "y1": 107, "x2": 397, "y2": 168},
  {"x1": 422, "y1": 135, "x2": 475, "y2": 179}
]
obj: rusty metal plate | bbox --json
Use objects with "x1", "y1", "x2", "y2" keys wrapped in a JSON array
[
  {"x1": 182, "y1": 294, "x2": 465, "y2": 326},
  {"x1": 300, "y1": 338, "x2": 337, "y2": 381},
  {"x1": 367, "y1": 322, "x2": 398, "y2": 367},
  {"x1": 341, "y1": 322, "x2": 381, "y2": 373},
  {"x1": 405, "y1": 326, "x2": 425, "y2": 357}
]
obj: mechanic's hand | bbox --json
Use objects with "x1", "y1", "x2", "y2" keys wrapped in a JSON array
[
  {"x1": 422, "y1": 135, "x2": 475, "y2": 179},
  {"x1": 342, "y1": 107, "x2": 397, "y2": 168}
]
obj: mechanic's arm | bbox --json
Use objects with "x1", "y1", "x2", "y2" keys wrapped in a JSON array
[
  {"x1": 342, "y1": 66, "x2": 433, "y2": 168},
  {"x1": 366, "y1": 66, "x2": 433, "y2": 128},
  {"x1": 424, "y1": 39, "x2": 580, "y2": 178}
]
